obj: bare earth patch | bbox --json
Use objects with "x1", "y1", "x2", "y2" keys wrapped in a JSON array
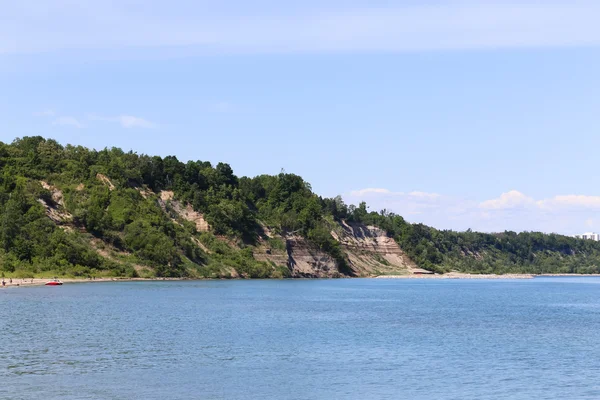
[{"x1": 96, "y1": 173, "x2": 115, "y2": 191}]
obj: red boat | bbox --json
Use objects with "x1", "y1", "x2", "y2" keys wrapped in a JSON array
[{"x1": 45, "y1": 279, "x2": 63, "y2": 286}]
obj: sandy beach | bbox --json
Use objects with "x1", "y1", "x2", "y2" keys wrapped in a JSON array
[
  {"x1": 3, "y1": 273, "x2": 600, "y2": 288},
  {"x1": 376, "y1": 273, "x2": 600, "y2": 279},
  {"x1": 0, "y1": 277, "x2": 182, "y2": 289},
  {"x1": 375, "y1": 273, "x2": 535, "y2": 279}
]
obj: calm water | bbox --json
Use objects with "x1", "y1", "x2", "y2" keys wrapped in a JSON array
[{"x1": 2, "y1": 278, "x2": 600, "y2": 400}]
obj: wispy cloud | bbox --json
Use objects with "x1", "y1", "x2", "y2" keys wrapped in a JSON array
[
  {"x1": 481, "y1": 191, "x2": 600, "y2": 211},
  {"x1": 346, "y1": 188, "x2": 447, "y2": 222},
  {"x1": 88, "y1": 114, "x2": 157, "y2": 129},
  {"x1": 33, "y1": 109, "x2": 55, "y2": 117},
  {"x1": 408, "y1": 191, "x2": 441, "y2": 200},
  {"x1": 51, "y1": 116, "x2": 84, "y2": 129},
  {"x1": 35, "y1": 110, "x2": 156, "y2": 129},
  {"x1": 349, "y1": 188, "x2": 393, "y2": 197},
  {"x1": 35, "y1": 109, "x2": 84, "y2": 128},
  {"x1": 538, "y1": 195, "x2": 600, "y2": 210},
  {"x1": 349, "y1": 188, "x2": 441, "y2": 200},
  {"x1": 117, "y1": 115, "x2": 156, "y2": 129},
  {"x1": 3, "y1": 1, "x2": 600, "y2": 55}
]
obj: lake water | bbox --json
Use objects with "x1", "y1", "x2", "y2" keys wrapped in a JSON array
[{"x1": 2, "y1": 278, "x2": 600, "y2": 399}]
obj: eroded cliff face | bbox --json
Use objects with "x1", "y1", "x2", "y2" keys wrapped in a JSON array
[
  {"x1": 252, "y1": 235, "x2": 338, "y2": 278},
  {"x1": 36, "y1": 180, "x2": 416, "y2": 278},
  {"x1": 334, "y1": 222, "x2": 417, "y2": 276},
  {"x1": 38, "y1": 181, "x2": 72, "y2": 225},
  {"x1": 158, "y1": 190, "x2": 210, "y2": 232},
  {"x1": 253, "y1": 221, "x2": 417, "y2": 278},
  {"x1": 285, "y1": 236, "x2": 339, "y2": 278}
]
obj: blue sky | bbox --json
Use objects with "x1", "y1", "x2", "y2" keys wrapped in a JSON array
[{"x1": 1, "y1": 0, "x2": 600, "y2": 234}]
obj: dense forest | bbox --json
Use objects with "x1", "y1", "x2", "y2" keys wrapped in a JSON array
[{"x1": 1, "y1": 136, "x2": 600, "y2": 279}]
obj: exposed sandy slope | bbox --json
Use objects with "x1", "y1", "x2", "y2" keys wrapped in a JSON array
[
  {"x1": 334, "y1": 221, "x2": 418, "y2": 276},
  {"x1": 40, "y1": 181, "x2": 64, "y2": 205},
  {"x1": 32, "y1": 181, "x2": 419, "y2": 278},
  {"x1": 38, "y1": 181, "x2": 73, "y2": 224},
  {"x1": 286, "y1": 235, "x2": 339, "y2": 278},
  {"x1": 254, "y1": 221, "x2": 422, "y2": 278},
  {"x1": 96, "y1": 173, "x2": 115, "y2": 190},
  {"x1": 159, "y1": 191, "x2": 210, "y2": 232}
]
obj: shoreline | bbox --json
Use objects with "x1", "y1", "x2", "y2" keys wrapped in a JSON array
[
  {"x1": 375, "y1": 273, "x2": 534, "y2": 280},
  {"x1": 0, "y1": 277, "x2": 185, "y2": 289},
  {"x1": 3, "y1": 273, "x2": 600, "y2": 288},
  {"x1": 375, "y1": 273, "x2": 600, "y2": 280}
]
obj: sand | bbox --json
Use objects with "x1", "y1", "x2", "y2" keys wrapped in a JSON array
[
  {"x1": 375, "y1": 273, "x2": 534, "y2": 279},
  {"x1": 0, "y1": 277, "x2": 180, "y2": 289},
  {"x1": 376, "y1": 273, "x2": 600, "y2": 279},
  {"x1": 2, "y1": 273, "x2": 598, "y2": 288}
]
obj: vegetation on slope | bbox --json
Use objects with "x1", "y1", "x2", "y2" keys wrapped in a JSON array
[
  {"x1": 0, "y1": 137, "x2": 347, "y2": 278},
  {"x1": 339, "y1": 205, "x2": 600, "y2": 274},
  {"x1": 1, "y1": 136, "x2": 599, "y2": 278}
]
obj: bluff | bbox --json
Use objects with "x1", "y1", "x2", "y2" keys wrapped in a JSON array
[{"x1": 2, "y1": 136, "x2": 600, "y2": 279}]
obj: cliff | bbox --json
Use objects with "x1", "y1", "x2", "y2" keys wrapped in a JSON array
[
  {"x1": 32, "y1": 176, "x2": 414, "y2": 278},
  {"x1": 251, "y1": 221, "x2": 416, "y2": 278},
  {"x1": 7, "y1": 136, "x2": 599, "y2": 279},
  {"x1": 334, "y1": 222, "x2": 417, "y2": 276}
]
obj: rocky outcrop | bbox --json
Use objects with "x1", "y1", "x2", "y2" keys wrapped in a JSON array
[
  {"x1": 252, "y1": 234, "x2": 338, "y2": 278},
  {"x1": 334, "y1": 221, "x2": 418, "y2": 276},
  {"x1": 158, "y1": 190, "x2": 210, "y2": 232},
  {"x1": 38, "y1": 181, "x2": 72, "y2": 224},
  {"x1": 96, "y1": 173, "x2": 115, "y2": 191},
  {"x1": 175, "y1": 203, "x2": 210, "y2": 232},
  {"x1": 40, "y1": 181, "x2": 64, "y2": 206},
  {"x1": 285, "y1": 236, "x2": 339, "y2": 278},
  {"x1": 36, "y1": 181, "x2": 417, "y2": 278},
  {"x1": 253, "y1": 221, "x2": 418, "y2": 278}
]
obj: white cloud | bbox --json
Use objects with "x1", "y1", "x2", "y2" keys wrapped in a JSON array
[
  {"x1": 52, "y1": 116, "x2": 84, "y2": 128},
  {"x1": 345, "y1": 188, "x2": 447, "y2": 226},
  {"x1": 2, "y1": 2, "x2": 600, "y2": 55},
  {"x1": 88, "y1": 114, "x2": 157, "y2": 129},
  {"x1": 479, "y1": 190, "x2": 535, "y2": 210},
  {"x1": 480, "y1": 192, "x2": 600, "y2": 211},
  {"x1": 537, "y1": 195, "x2": 600, "y2": 210}
]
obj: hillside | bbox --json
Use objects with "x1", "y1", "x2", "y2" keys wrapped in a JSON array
[{"x1": 1, "y1": 136, "x2": 600, "y2": 279}]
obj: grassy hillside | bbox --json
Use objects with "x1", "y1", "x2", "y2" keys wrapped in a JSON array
[
  {"x1": 0, "y1": 136, "x2": 353, "y2": 278},
  {"x1": 1, "y1": 136, "x2": 599, "y2": 279}
]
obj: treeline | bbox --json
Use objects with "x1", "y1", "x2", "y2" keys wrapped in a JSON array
[{"x1": 1, "y1": 136, "x2": 599, "y2": 278}]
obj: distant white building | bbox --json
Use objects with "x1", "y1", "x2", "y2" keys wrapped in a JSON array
[{"x1": 574, "y1": 232, "x2": 600, "y2": 241}]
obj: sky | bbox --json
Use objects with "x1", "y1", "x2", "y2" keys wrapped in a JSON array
[{"x1": 1, "y1": 0, "x2": 599, "y2": 235}]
